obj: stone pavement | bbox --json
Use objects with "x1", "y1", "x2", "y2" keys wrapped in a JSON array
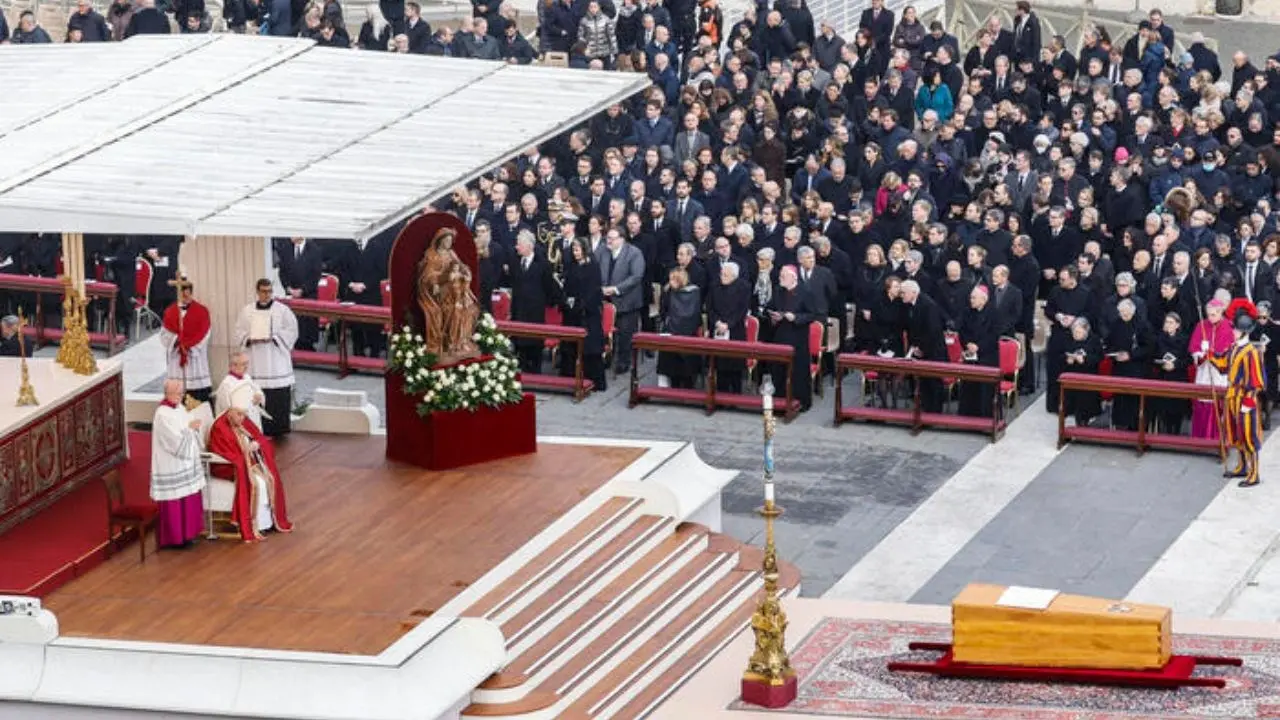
[{"x1": 912, "y1": 445, "x2": 1225, "y2": 603}]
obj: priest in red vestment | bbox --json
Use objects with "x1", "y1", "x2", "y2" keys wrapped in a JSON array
[
  {"x1": 207, "y1": 389, "x2": 294, "y2": 542},
  {"x1": 160, "y1": 282, "x2": 214, "y2": 403}
]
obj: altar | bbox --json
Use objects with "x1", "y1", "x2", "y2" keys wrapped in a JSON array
[{"x1": 0, "y1": 358, "x2": 127, "y2": 534}]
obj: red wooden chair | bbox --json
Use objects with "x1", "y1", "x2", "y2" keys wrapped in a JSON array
[
  {"x1": 133, "y1": 258, "x2": 160, "y2": 336},
  {"x1": 1098, "y1": 356, "x2": 1116, "y2": 400},
  {"x1": 103, "y1": 470, "x2": 158, "y2": 564},
  {"x1": 998, "y1": 337, "x2": 1021, "y2": 408},
  {"x1": 380, "y1": 279, "x2": 393, "y2": 334},
  {"x1": 744, "y1": 315, "x2": 760, "y2": 390},
  {"x1": 544, "y1": 305, "x2": 564, "y2": 364},
  {"x1": 602, "y1": 301, "x2": 618, "y2": 366},
  {"x1": 315, "y1": 273, "x2": 339, "y2": 350},
  {"x1": 809, "y1": 321, "x2": 825, "y2": 396},
  {"x1": 942, "y1": 331, "x2": 963, "y2": 405},
  {"x1": 490, "y1": 290, "x2": 512, "y2": 321}
]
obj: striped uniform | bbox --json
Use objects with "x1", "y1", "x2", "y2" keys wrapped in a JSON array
[{"x1": 1209, "y1": 340, "x2": 1266, "y2": 485}]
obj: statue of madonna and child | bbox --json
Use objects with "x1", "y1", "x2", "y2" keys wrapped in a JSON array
[{"x1": 416, "y1": 227, "x2": 482, "y2": 365}]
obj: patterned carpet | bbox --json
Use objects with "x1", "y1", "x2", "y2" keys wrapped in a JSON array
[{"x1": 728, "y1": 618, "x2": 1280, "y2": 719}]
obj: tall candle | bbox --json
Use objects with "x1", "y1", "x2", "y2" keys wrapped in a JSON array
[
  {"x1": 762, "y1": 393, "x2": 773, "y2": 412},
  {"x1": 765, "y1": 482, "x2": 775, "y2": 505}
]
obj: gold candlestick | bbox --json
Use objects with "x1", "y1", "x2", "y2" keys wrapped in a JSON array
[
  {"x1": 741, "y1": 379, "x2": 796, "y2": 708},
  {"x1": 56, "y1": 278, "x2": 98, "y2": 376},
  {"x1": 56, "y1": 276, "x2": 74, "y2": 368},
  {"x1": 15, "y1": 309, "x2": 38, "y2": 407}
]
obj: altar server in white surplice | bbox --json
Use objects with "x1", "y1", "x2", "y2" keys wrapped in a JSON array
[
  {"x1": 232, "y1": 278, "x2": 299, "y2": 436},
  {"x1": 151, "y1": 379, "x2": 207, "y2": 549},
  {"x1": 215, "y1": 352, "x2": 266, "y2": 429}
]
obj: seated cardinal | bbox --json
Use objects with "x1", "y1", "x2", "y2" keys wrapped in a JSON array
[{"x1": 207, "y1": 387, "x2": 294, "y2": 542}]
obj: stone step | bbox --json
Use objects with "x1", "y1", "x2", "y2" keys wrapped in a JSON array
[
  {"x1": 464, "y1": 496, "x2": 641, "y2": 620},
  {"x1": 501, "y1": 523, "x2": 711, "y2": 678},
  {"x1": 600, "y1": 546, "x2": 802, "y2": 719},
  {"x1": 497, "y1": 513, "x2": 673, "y2": 642}
]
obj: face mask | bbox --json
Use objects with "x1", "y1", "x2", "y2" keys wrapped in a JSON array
[
  {"x1": 1151, "y1": 155, "x2": 1168, "y2": 166},
  {"x1": 1203, "y1": 162, "x2": 1216, "y2": 172}
]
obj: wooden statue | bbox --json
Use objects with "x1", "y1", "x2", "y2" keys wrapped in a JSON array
[{"x1": 417, "y1": 228, "x2": 481, "y2": 363}]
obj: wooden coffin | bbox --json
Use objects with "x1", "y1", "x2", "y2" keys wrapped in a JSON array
[{"x1": 951, "y1": 583, "x2": 1172, "y2": 670}]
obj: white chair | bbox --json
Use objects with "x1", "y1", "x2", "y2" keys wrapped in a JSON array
[{"x1": 192, "y1": 402, "x2": 238, "y2": 538}]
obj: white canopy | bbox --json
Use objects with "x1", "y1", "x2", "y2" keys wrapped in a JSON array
[{"x1": 0, "y1": 35, "x2": 650, "y2": 240}]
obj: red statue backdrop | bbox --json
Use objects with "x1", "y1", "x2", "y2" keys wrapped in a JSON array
[{"x1": 383, "y1": 212, "x2": 536, "y2": 470}]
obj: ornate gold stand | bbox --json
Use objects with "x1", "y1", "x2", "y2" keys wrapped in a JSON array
[
  {"x1": 741, "y1": 381, "x2": 796, "y2": 707},
  {"x1": 57, "y1": 276, "x2": 98, "y2": 376},
  {"x1": 15, "y1": 309, "x2": 38, "y2": 407}
]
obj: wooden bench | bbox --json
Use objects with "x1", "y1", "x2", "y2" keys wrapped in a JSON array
[
  {"x1": 281, "y1": 298, "x2": 392, "y2": 378},
  {"x1": 497, "y1": 320, "x2": 595, "y2": 402},
  {"x1": 3, "y1": 274, "x2": 127, "y2": 355},
  {"x1": 627, "y1": 332, "x2": 801, "y2": 421},
  {"x1": 1056, "y1": 373, "x2": 1226, "y2": 456},
  {"x1": 278, "y1": 300, "x2": 597, "y2": 401},
  {"x1": 834, "y1": 353, "x2": 1008, "y2": 441}
]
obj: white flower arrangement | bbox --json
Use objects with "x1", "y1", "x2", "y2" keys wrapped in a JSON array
[{"x1": 387, "y1": 312, "x2": 523, "y2": 415}]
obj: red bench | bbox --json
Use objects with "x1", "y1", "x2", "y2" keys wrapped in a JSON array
[
  {"x1": 627, "y1": 332, "x2": 801, "y2": 421},
  {"x1": 834, "y1": 353, "x2": 1008, "y2": 442},
  {"x1": 1056, "y1": 373, "x2": 1227, "y2": 456}
]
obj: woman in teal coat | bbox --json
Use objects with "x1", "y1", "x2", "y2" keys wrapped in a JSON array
[{"x1": 914, "y1": 66, "x2": 954, "y2": 123}]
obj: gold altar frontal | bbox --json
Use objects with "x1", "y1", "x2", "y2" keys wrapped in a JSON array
[{"x1": 952, "y1": 583, "x2": 1172, "y2": 670}]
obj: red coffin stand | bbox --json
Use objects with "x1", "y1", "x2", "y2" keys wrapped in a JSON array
[{"x1": 383, "y1": 213, "x2": 538, "y2": 471}]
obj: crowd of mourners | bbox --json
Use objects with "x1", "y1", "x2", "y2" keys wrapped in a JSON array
[{"x1": 3, "y1": 0, "x2": 1280, "y2": 439}]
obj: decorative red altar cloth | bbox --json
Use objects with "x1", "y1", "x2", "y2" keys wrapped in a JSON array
[{"x1": 0, "y1": 359, "x2": 128, "y2": 535}]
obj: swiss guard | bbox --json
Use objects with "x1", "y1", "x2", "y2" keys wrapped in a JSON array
[{"x1": 1210, "y1": 299, "x2": 1267, "y2": 487}]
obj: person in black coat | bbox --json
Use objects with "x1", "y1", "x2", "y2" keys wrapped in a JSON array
[
  {"x1": 559, "y1": 237, "x2": 606, "y2": 390},
  {"x1": 141, "y1": 235, "x2": 182, "y2": 316},
  {"x1": 1103, "y1": 299, "x2": 1153, "y2": 430},
  {"x1": 124, "y1": 0, "x2": 170, "y2": 36},
  {"x1": 0, "y1": 233, "x2": 24, "y2": 315},
  {"x1": 339, "y1": 234, "x2": 390, "y2": 358},
  {"x1": 277, "y1": 237, "x2": 325, "y2": 351},
  {"x1": 101, "y1": 236, "x2": 137, "y2": 337},
  {"x1": 901, "y1": 278, "x2": 948, "y2": 411},
  {"x1": 707, "y1": 261, "x2": 751, "y2": 393},
  {"x1": 957, "y1": 284, "x2": 1001, "y2": 417},
  {"x1": 990, "y1": 265, "x2": 1023, "y2": 338},
  {"x1": 475, "y1": 224, "x2": 506, "y2": 315},
  {"x1": 1150, "y1": 312, "x2": 1191, "y2": 434},
  {"x1": 1044, "y1": 266, "x2": 1095, "y2": 413},
  {"x1": 1103, "y1": 167, "x2": 1145, "y2": 239},
  {"x1": 0, "y1": 315, "x2": 28, "y2": 357},
  {"x1": 766, "y1": 265, "x2": 816, "y2": 410},
  {"x1": 858, "y1": 0, "x2": 892, "y2": 52},
  {"x1": 658, "y1": 267, "x2": 703, "y2": 389},
  {"x1": 1061, "y1": 317, "x2": 1103, "y2": 426},
  {"x1": 509, "y1": 231, "x2": 562, "y2": 373}
]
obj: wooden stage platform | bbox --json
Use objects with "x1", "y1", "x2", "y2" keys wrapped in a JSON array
[{"x1": 42, "y1": 434, "x2": 643, "y2": 656}]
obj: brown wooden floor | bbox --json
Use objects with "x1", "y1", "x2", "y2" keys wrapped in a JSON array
[{"x1": 43, "y1": 434, "x2": 643, "y2": 655}]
